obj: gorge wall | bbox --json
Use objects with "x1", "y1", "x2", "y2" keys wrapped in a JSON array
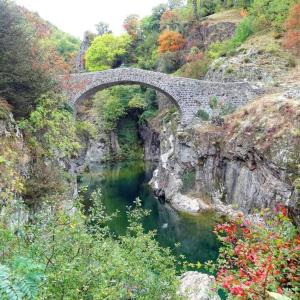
[{"x1": 150, "y1": 91, "x2": 300, "y2": 226}]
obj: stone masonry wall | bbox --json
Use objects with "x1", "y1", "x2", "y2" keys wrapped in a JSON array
[{"x1": 61, "y1": 68, "x2": 263, "y2": 126}]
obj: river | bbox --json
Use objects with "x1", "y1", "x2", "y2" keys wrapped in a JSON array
[{"x1": 79, "y1": 160, "x2": 220, "y2": 266}]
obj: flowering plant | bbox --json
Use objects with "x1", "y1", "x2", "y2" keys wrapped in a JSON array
[{"x1": 211, "y1": 207, "x2": 300, "y2": 299}]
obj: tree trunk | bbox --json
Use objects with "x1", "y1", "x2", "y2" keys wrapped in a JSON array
[{"x1": 192, "y1": 0, "x2": 199, "y2": 21}]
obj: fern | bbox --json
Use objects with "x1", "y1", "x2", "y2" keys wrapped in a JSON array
[{"x1": 0, "y1": 257, "x2": 45, "y2": 300}]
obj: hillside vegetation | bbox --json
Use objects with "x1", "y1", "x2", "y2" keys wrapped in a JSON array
[{"x1": 0, "y1": 0, "x2": 299, "y2": 299}]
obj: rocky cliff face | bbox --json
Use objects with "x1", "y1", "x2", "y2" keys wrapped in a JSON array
[
  {"x1": 139, "y1": 121, "x2": 160, "y2": 161},
  {"x1": 150, "y1": 92, "x2": 300, "y2": 225},
  {"x1": 74, "y1": 115, "x2": 160, "y2": 170},
  {"x1": 205, "y1": 33, "x2": 296, "y2": 85},
  {"x1": 0, "y1": 109, "x2": 30, "y2": 228},
  {"x1": 188, "y1": 21, "x2": 236, "y2": 51}
]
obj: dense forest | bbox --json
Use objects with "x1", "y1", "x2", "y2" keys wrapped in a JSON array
[{"x1": 0, "y1": 0, "x2": 299, "y2": 299}]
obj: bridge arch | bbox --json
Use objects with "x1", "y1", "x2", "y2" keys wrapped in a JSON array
[
  {"x1": 62, "y1": 67, "x2": 261, "y2": 126},
  {"x1": 74, "y1": 76, "x2": 181, "y2": 114}
]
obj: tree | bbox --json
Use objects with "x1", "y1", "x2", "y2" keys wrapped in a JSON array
[
  {"x1": 0, "y1": 195, "x2": 180, "y2": 299},
  {"x1": 158, "y1": 30, "x2": 186, "y2": 53},
  {"x1": 19, "y1": 93, "x2": 80, "y2": 159},
  {"x1": 283, "y1": 1, "x2": 300, "y2": 56},
  {"x1": 141, "y1": 4, "x2": 168, "y2": 34},
  {"x1": 160, "y1": 10, "x2": 182, "y2": 32},
  {"x1": 249, "y1": 0, "x2": 297, "y2": 32},
  {"x1": 123, "y1": 14, "x2": 140, "y2": 38},
  {"x1": 188, "y1": 0, "x2": 201, "y2": 20},
  {"x1": 95, "y1": 21, "x2": 112, "y2": 36},
  {"x1": 0, "y1": 0, "x2": 54, "y2": 117},
  {"x1": 85, "y1": 33, "x2": 131, "y2": 71},
  {"x1": 168, "y1": 0, "x2": 185, "y2": 9}
]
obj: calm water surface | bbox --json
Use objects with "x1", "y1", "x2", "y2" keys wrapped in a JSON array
[{"x1": 80, "y1": 160, "x2": 220, "y2": 265}]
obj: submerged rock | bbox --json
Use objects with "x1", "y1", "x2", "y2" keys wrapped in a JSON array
[
  {"x1": 171, "y1": 193, "x2": 212, "y2": 214},
  {"x1": 178, "y1": 271, "x2": 220, "y2": 300}
]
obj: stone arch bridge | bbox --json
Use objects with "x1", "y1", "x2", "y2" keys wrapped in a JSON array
[{"x1": 61, "y1": 68, "x2": 261, "y2": 125}]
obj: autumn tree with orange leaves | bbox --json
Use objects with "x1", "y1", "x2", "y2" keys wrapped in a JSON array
[
  {"x1": 283, "y1": 1, "x2": 300, "y2": 56},
  {"x1": 158, "y1": 30, "x2": 185, "y2": 53},
  {"x1": 0, "y1": 1, "x2": 77, "y2": 118}
]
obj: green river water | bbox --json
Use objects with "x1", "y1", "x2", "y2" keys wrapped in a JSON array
[{"x1": 80, "y1": 160, "x2": 220, "y2": 265}]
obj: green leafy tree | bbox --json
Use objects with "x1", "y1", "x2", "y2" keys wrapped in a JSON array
[
  {"x1": 0, "y1": 192, "x2": 180, "y2": 299},
  {"x1": 250, "y1": 0, "x2": 297, "y2": 32},
  {"x1": 85, "y1": 33, "x2": 131, "y2": 71},
  {"x1": 188, "y1": 0, "x2": 201, "y2": 20},
  {"x1": 51, "y1": 28, "x2": 81, "y2": 61},
  {"x1": 19, "y1": 93, "x2": 80, "y2": 159},
  {"x1": 93, "y1": 89, "x2": 127, "y2": 132}
]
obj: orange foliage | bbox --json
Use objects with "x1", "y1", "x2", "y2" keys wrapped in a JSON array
[
  {"x1": 158, "y1": 31, "x2": 185, "y2": 53},
  {"x1": 240, "y1": 9, "x2": 248, "y2": 18},
  {"x1": 21, "y1": 7, "x2": 52, "y2": 39},
  {"x1": 283, "y1": 1, "x2": 300, "y2": 56},
  {"x1": 21, "y1": 6, "x2": 72, "y2": 75},
  {"x1": 160, "y1": 10, "x2": 180, "y2": 30}
]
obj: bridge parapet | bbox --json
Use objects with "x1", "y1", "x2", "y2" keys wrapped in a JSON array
[{"x1": 60, "y1": 68, "x2": 262, "y2": 125}]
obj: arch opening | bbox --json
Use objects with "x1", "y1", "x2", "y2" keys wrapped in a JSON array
[
  {"x1": 75, "y1": 83, "x2": 180, "y2": 163},
  {"x1": 73, "y1": 79, "x2": 182, "y2": 116}
]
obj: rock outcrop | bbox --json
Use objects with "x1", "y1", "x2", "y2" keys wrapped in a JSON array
[
  {"x1": 0, "y1": 109, "x2": 30, "y2": 228},
  {"x1": 188, "y1": 21, "x2": 236, "y2": 51},
  {"x1": 150, "y1": 92, "x2": 300, "y2": 225},
  {"x1": 139, "y1": 121, "x2": 160, "y2": 161},
  {"x1": 178, "y1": 272, "x2": 220, "y2": 300},
  {"x1": 205, "y1": 34, "x2": 296, "y2": 85}
]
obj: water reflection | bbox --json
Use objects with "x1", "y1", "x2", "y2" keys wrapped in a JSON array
[{"x1": 80, "y1": 161, "x2": 219, "y2": 264}]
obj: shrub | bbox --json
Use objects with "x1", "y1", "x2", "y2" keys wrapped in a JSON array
[
  {"x1": 0, "y1": 257, "x2": 45, "y2": 300},
  {"x1": 184, "y1": 47, "x2": 204, "y2": 63},
  {"x1": 0, "y1": 99, "x2": 12, "y2": 120},
  {"x1": 209, "y1": 96, "x2": 219, "y2": 110},
  {"x1": 157, "y1": 51, "x2": 184, "y2": 73},
  {"x1": 175, "y1": 56, "x2": 211, "y2": 79},
  {"x1": 220, "y1": 103, "x2": 236, "y2": 116},
  {"x1": 208, "y1": 17, "x2": 254, "y2": 59},
  {"x1": 76, "y1": 120, "x2": 97, "y2": 141},
  {"x1": 0, "y1": 194, "x2": 180, "y2": 299},
  {"x1": 158, "y1": 30, "x2": 186, "y2": 53},
  {"x1": 181, "y1": 169, "x2": 196, "y2": 193},
  {"x1": 0, "y1": 146, "x2": 24, "y2": 204},
  {"x1": 250, "y1": 0, "x2": 297, "y2": 32},
  {"x1": 196, "y1": 109, "x2": 210, "y2": 121},
  {"x1": 139, "y1": 109, "x2": 158, "y2": 124},
  {"x1": 209, "y1": 207, "x2": 300, "y2": 299},
  {"x1": 283, "y1": 1, "x2": 300, "y2": 56},
  {"x1": 232, "y1": 16, "x2": 254, "y2": 44},
  {"x1": 19, "y1": 93, "x2": 80, "y2": 159},
  {"x1": 163, "y1": 106, "x2": 179, "y2": 123}
]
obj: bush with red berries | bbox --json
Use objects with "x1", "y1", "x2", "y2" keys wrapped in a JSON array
[{"x1": 211, "y1": 207, "x2": 300, "y2": 299}]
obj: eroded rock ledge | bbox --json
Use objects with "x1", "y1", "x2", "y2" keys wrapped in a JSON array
[{"x1": 150, "y1": 94, "x2": 300, "y2": 226}]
